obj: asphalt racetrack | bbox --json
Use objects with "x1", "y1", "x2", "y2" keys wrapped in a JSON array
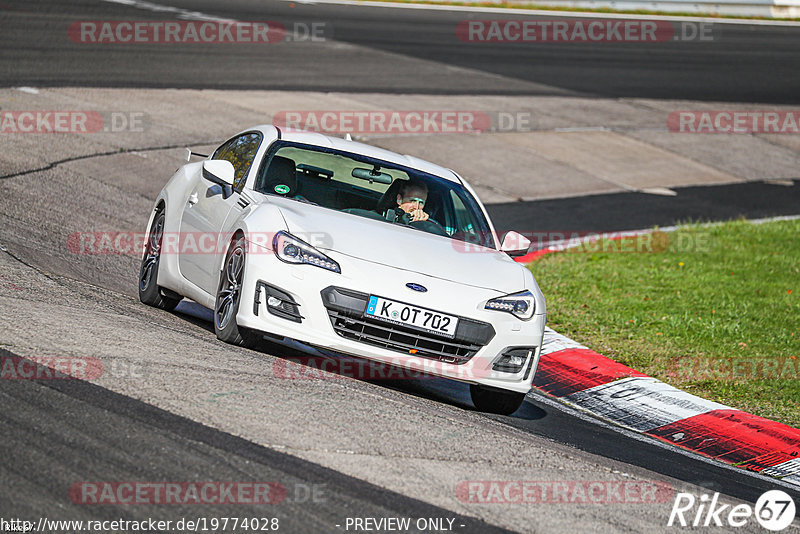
[
  {"x1": 2, "y1": 1, "x2": 800, "y2": 532},
  {"x1": 1, "y1": 0, "x2": 800, "y2": 102}
]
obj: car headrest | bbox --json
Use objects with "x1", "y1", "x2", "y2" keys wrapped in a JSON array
[
  {"x1": 376, "y1": 179, "x2": 405, "y2": 213},
  {"x1": 263, "y1": 156, "x2": 297, "y2": 196}
]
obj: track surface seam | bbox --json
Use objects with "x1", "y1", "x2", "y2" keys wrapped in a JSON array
[{"x1": 0, "y1": 142, "x2": 217, "y2": 181}]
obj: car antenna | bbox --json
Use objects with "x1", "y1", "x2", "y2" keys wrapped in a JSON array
[{"x1": 345, "y1": 133, "x2": 352, "y2": 141}]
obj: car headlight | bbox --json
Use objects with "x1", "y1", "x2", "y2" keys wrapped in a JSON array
[
  {"x1": 272, "y1": 231, "x2": 341, "y2": 273},
  {"x1": 485, "y1": 290, "x2": 535, "y2": 320}
]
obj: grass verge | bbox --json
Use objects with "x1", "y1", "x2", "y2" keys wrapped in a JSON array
[{"x1": 530, "y1": 218, "x2": 800, "y2": 427}]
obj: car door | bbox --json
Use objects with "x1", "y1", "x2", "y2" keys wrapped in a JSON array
[{"x1": 178, "y1": 132, "x2": 262, "y2": 295}]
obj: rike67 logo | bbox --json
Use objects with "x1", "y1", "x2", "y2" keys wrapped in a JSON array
[{"x1": 668, "y1": 490, "x2": 796, "y2": 531}]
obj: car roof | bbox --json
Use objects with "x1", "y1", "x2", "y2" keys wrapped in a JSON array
[{"x1": 244, "y1": 124, "x2": 463, "y2": 184}]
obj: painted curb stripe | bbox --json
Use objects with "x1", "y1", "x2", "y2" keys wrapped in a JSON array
[
  {"x1": 739, "y1": 452, "x2": 800, "y2": 472},
  {"x1": 534, "y1": 345, "x2": 800, "y2": 486},
  {"x1": 534, "y1": 348, "x2": 646, "y2": 397},
  {"x1": 646, "y1": 410, "x2": 800, "y2": 466},
  {"x1": 562, "y1": 377, "x2": 729, "y2": 432},
  {"x1": 541, "y1": 327, "x2": 588, "y2": 355},
  {"x1": 765, "y1": 459, "x2": 800, "y2": 480}
]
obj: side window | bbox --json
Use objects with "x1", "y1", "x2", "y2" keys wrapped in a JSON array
[
  {"x1": 450, "y1": 190, "x2": 475, "y2": 234},
  {"x1": 212, "y1": 132, "x2": 262, "y2": 190}
]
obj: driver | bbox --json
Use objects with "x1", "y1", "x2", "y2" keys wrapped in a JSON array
[{"x1": 396, "y1": 180, "x2": 429, "y2": 222}]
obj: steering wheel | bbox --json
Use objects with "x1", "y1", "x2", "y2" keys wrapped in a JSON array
[
  {"x1": 409, "y1": 218, "x2": 449, "y2": 237},
  {"x1": 384, "y1": 209, "x2": 446, "y2": 236},
  {"x1": 383, "y1": 208, "x2": 412, "y2": 224}
]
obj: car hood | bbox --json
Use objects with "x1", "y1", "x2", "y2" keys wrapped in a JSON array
[{"x1": 269, "y1": 198, "x2": 524, "y2": 293}]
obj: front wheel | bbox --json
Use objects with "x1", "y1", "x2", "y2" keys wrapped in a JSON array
[
  {"x1": 470, "y1": 385, "x2": 525, "y2": 415},
  {"x1": 214, "y1": 235, "x2": 257, "y2": 347},
  {"x1": 139, "y1": 209, "x2": 181, "y2": 311}
]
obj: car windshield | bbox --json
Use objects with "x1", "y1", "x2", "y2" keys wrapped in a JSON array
[{"x1": 254, "y1": 141, "x2": 495, "y2": 249}]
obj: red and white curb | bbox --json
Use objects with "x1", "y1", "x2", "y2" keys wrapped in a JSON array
[
  {"x1": 532, "y1": 327, "x2": 800, "y2": 488},
  {"x1": 514, "y1": 217, "x2": 800, "y2": 487}
]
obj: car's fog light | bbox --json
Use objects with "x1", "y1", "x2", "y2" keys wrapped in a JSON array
[
  {"x1": 492, "y1": 348, "x2": 533, "y2": 373},
  {"x1": 254, "y1": 281, "x2": 303, "y2": 323},
  {"x1": 509, "y1": 355, "x2": 525, "y2": 366}
]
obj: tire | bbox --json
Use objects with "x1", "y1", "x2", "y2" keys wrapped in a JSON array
[
  {"x1": 214, "y1": 234, "x2": 257, "y2": 347},
  {"x1": 138, "y1": 209, "x2": 181, "y2": 311},
  {"x1": 470, "y1": 384, "x2": 525, "y2": 415}
]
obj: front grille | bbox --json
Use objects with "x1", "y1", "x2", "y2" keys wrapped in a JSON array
[{"x1": 321, "y1": 286, "x2": 494, "y2": 364}]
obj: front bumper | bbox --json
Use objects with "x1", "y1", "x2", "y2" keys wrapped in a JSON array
[
  {"x1": 321, "y1": 286, "x2": 494, "y2": 364},
  {"x1": 236, "y1": 250, "x2": 545, "y2": 394}
]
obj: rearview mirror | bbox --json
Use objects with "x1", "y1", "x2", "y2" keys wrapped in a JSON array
[
  {"x1": 500, "y1": 231, "x2": 531, "y2": 257},
  {"x1": 352, "y1": 167, "x2": 393, "y2": 184}
]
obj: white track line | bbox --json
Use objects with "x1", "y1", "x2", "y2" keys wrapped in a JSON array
[
  {"x1": 534, "y1": 213, "x2": 800, "y2": 252},
  {"x1": 285, "y1": 0, "x2": 800, "y2": 26}
]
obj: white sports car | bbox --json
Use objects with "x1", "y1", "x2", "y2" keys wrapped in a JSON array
[{"x1": 139, "y1": 125, "x2": 546, "y2": 414}]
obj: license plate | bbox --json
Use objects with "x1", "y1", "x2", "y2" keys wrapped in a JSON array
[{"x1": 365, "y1": 296, "x2": 459, "y2": 338}]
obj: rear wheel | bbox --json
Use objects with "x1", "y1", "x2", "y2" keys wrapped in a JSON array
[
  {"x1": 214, "y1": 235, "x2": 257, "y2": 347},
  {"x1": 470, "y1": 385, "x2": 525, "y2": 415},
  {"x1": 138, "y1": 209, "x2": 181, "y2": 311}
]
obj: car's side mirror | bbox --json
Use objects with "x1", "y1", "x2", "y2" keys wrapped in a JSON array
[
  {"x1": 203, "y1": 160, "x2": 235, "y2": 185},
  {"x1": 202, "y1": 160, "x2": 236, "y2": 198},
  {"x1": 500, "y1": 231, "x2": 531, "y2": 257}
]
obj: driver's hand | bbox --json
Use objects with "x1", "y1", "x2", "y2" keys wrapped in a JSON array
[{"x1": 410, "y1": 209, "x2": 429, "y2": 222}]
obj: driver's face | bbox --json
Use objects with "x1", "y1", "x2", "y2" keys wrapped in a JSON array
[{"x1": 396, "y1": 187, "x2": 427, "y2": 213}]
